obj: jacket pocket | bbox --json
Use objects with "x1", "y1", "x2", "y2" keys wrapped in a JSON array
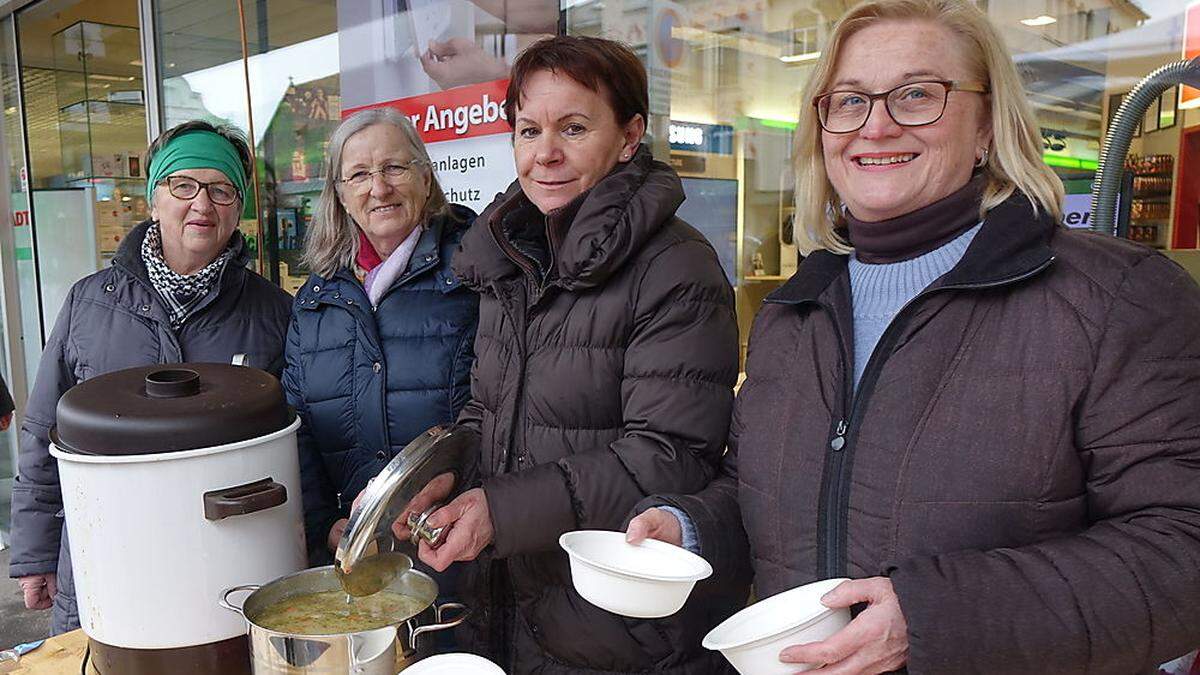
[
  {"x1": 892, "y1": 500, "x2": 1041, "y2": 560},
  {"x1": 619, "y1": 615, "x2": 676, "y2": 665},
  {"x1": 522, "y1": 583, "x2": 671, "y2": 670}
]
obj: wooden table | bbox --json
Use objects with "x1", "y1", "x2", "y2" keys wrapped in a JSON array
[{"x1": 2, "y1": 629, "x2": 92, "y2": 674}]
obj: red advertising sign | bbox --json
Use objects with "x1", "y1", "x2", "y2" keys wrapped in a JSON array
[
  {"x1": 1183, "y1": 2, "x2": 1200, "y2": 109},
  {"x1": 341, "y1": 79, "x2": 511, "y2": 143}
]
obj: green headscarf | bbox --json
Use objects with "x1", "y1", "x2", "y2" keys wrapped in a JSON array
[{"x1": 147, "y1": 129, "x2": 248, "y2": 200}]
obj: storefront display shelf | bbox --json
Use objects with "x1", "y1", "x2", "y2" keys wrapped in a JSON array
[
  {"x1": 58, "y1": 99, "x2": 144, "y2": 113},
  {"x1": 64, "y1": 176, "x2": 149, "y2": 257},
  {"x1": 278, "y1": 178, "x2": 325, "y2": 195},
  {"x1": 68, "y1": 174, "x2": 143, "y2": 182}
]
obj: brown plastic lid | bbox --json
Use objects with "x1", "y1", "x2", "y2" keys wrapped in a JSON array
[{"x1": 53, "y1": 363, "x2": 293, "y2": 456}]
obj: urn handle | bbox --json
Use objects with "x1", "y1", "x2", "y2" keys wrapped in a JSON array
[{"x1": 205, "y1": 477, "x2": 288, "y2": 521}]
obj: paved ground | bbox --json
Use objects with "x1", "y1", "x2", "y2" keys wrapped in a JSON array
[{"x1": 0, "y1": 548, "x2": 53, "y2": 649}]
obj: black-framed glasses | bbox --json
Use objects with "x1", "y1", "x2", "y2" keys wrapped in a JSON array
[
  {"x1": 159, "y1": 175, "x2": 241, "y2": 205},
  {"x1": 337, "y1": 160, "x2": 425, "y2": 192},
  {"x1": 813, "y1": 80, "x2": 989, "y2": 134}
]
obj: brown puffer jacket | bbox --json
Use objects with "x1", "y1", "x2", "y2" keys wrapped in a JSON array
[
  {"x1": 450, "y1": 146, "x2": 750, "y2": 674},
  {"x1": 649, "y1": 194, "x2": 1200, "y2": 674}
]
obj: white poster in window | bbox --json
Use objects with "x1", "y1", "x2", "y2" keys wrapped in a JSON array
[{"x1": 337, "y1": 0, "x2": 555, "y2": 213}]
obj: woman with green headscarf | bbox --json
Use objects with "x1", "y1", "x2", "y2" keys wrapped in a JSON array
[{"x1": 8, "y1": 121, "x2": 293, "y2": 634}]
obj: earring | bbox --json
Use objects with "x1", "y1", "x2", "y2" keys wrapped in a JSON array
[{"x1": 974, "y1": 148, "x2": 989, "y2": 168}]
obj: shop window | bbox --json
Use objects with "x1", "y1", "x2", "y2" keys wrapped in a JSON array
[
  {"x1": 156, "y1": 0, "x2": 551, "y2": 293},
  {"x1": 563, "y1": 0, "x2": 1196, "y2": 365},
  {"x1": 15, "y1": 0, "x2": 147, "y2": 353}
]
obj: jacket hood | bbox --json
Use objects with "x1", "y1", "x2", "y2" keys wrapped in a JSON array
[{"x1": 453, "y1": 145, "x2": 684, "y2": 292}]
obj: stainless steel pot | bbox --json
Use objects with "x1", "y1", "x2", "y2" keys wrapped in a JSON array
[{"x1": 220, "y1": 566, "x2": 468, "y2": 674}]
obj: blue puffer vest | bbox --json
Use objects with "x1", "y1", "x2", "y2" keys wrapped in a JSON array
[{"x1": 283, "y1": 206, "x2": 479, "y2": 562}]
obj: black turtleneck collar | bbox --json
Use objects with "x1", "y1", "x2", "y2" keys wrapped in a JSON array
[{"x1": 846, "y1": 173, "x2": 987, "y2": 264}]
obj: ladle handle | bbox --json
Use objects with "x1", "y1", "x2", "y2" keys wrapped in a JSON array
[
  {"x1": 407, "y1": 506, "x2": 447, "y2": 548},
  {"x1": 219, "y1": 584, "x2": 260, "y2": 615}
]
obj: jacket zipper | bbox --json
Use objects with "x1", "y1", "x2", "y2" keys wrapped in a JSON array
[
  {"x1": 488, "y1": 223, "x2": 543, "y2": 472},
  {"x1": 816, "y1": 258, "x2": 1054, "y2": 578},
  {"x1": 369, "y1": 258, "x2": 438, "y2": 312},
  {"x1": 809, "y1": 301, "x2": 852, "y2": 578},
  {"x1": 311, "y1": 280, "x2": 390, "y2": 455},
  {"x1": 499, "y1": 286, "x2": 528, "y2": 472}
]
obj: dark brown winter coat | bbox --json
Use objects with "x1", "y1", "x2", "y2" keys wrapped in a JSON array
[
  {"x1": 650, "y1": 194, "x2": 1200, "y2": 674},
  {"x1": 451, "y1": 146, "x2": 750, "y2": 674}
]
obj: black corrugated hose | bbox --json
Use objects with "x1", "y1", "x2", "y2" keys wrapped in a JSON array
[{"x1": 1091, "y1": 57, "x2": 1200, "y2": 236}]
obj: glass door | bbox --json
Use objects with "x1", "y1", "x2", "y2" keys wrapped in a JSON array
[
  {"x1": 0, "y1": 0, "x2": 147, "y2": 544},
  {"x1": 0, "y1": 14, "x2": 29, "y2": 547}
]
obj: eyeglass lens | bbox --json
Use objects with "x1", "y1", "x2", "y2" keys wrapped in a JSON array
[
  {"x1": 167, "y1": 177, "x2": 239, "y2": 205},
  {"x1": 343, "y1": 164, "x2": 415, "y2": 190},
  {"x1": 819, "y1": 82, "x2": 949, "y2": 133}
]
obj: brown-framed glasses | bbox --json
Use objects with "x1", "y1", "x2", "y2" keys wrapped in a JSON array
[
  {"x1": 813, "y1": 80, "x2": 989, "y2": 134},
  {"x1": 159, "y1": 175, "x2": 241, "y2": 205}
]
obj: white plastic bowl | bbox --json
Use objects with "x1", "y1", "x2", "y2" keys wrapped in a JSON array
[
  {"x1": 403, "y1": 653, "x2": 505, "y2": 674},
  {"x1": 559, "y1": 530, "x2": 713, "y2": 618},
  {"x1": 703, "y1": 578, "x2": 852, "y2": 674}
]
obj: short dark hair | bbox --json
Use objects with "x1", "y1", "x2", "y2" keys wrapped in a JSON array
[
  {"x1": 505, "y1": 36, "x2": 648, "y2": 127},
  {"x1": 145, "y1": 120, "x2": 253, "y2": 180}
]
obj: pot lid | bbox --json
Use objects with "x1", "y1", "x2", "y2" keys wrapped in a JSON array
[
  {"x1": 335, "y1": 425, "x2": 478, "y2": 574},
  {"x1": 53, "y1": 363, "x2": 293, "y2": 456}
]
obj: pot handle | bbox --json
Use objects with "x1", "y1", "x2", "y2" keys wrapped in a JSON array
[
  {"x1": 204, "y1": 478, "x2": 288, "y2": 521},
  {"x1": 219, "y1": 584, "x2": 260, "y2": 616},
  {"x1": 409, "y1": 602, "x2": 471, "y2": 648}
]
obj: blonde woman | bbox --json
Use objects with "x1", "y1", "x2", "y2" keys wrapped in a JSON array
[{"x1": 628, "y1": 0, "x2": 1200, "y2": 672}]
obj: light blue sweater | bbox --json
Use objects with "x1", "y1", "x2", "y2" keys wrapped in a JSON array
[{"x1": 848, "y1": 222, "x2": 982, "y2": 388}]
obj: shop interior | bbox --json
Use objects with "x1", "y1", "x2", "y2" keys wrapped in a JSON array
[
  {"x1": 3, "y1": 0, "x2": 1198, "y2": 373},
  {"x1": 568, "y1": 0, "x2": 1195, "y2": 360}
]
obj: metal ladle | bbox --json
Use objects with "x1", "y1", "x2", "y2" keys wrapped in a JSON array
[
  {"x1": 334, "y1": 425, "x2": 477, "y2": 597},
  {"x1": 334, "y1": 549, "x2": 412, "y2": 598}
]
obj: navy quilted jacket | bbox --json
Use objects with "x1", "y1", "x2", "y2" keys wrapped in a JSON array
[{"x1": 283, "y1": 206, "x2": 478, "y2": 563}]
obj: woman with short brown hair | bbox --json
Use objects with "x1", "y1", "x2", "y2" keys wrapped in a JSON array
[{"x1": 396, "y1": 35, "x2": 749, "y2": 673}]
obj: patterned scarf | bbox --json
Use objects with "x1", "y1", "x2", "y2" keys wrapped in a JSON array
[{"x1": 141, "y1": 222, "x2": 235, "y2": 328}]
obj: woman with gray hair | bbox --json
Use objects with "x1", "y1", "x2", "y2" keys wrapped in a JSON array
[{"x1": 281, "y1": 108, "x2": 478, "y2": 567}]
